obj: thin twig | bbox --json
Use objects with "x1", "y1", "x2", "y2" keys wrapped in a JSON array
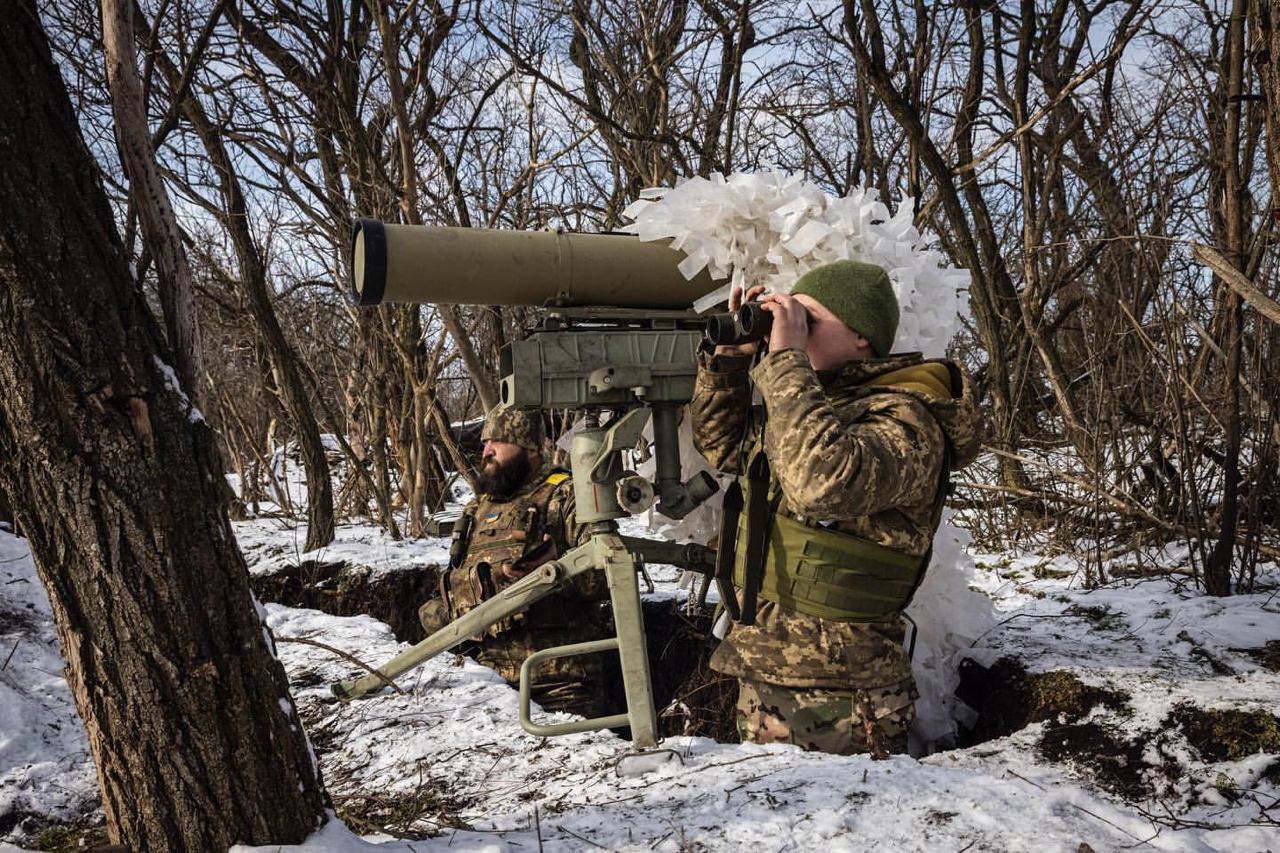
[
  {"x1": 1115, "y1": 300, "x2": 1225, "y2": 434},
  {"x1": 1004, "y1": 768, "x2": 1047, "y2": 791},
  {"x1": 1, "y1": 639, "x2": 19, "y2": 671},
  {"x1": 1065, "y1": 802, "x2": 1154, "y2": 846},
  {"x1": 554, "y1": 824, "x2": 614, "y2": 851},
  {"x1": 275, "y1": 635, "x2": 407, "y2": 695},
  {"x1": 691, "y1": 753, "x2": 773, "y2": 772}
]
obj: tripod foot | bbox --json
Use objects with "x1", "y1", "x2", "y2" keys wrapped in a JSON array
[{"x1": 614, "y1": 748, "x2": 683, "y2": 778}]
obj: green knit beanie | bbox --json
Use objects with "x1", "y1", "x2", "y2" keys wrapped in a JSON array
[{"x1": 791, "y1": 260, "x2": 899, "y2": 357}]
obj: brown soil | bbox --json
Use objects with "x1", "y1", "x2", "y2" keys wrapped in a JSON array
[
  {"x1": 955, "y1": 657, "x2": 1129, "y2": 746},
  {"x1": 10, "y1": 816, "x2": 110, "y2": 853},
  {"x1": 1168, "y1": 702, "x2": 1280, "y2": 763},
  {"x1": 1037, "y1": 721, "x2": 1162, "y2": 800},
  {"x1": 1239, "y1": 640, "x2": 1280, "y2": 673},
  {"x1": 249, "y1": 559, "x2": 439, "y2": 643}
]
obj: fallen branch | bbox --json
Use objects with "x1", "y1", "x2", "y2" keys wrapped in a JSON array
[
  {"x1": 1, "y1": 638, "x2": 18, "y2": 671},
  {"x1": 275, "y1": 635, "x2": 407, "y2": 695}
]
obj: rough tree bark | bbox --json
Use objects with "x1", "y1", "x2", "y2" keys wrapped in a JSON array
[{"x1": 0, "y1": 4, "x2": 328, "y2": 849}]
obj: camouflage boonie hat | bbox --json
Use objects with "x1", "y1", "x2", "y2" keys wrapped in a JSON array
[{"x1": 480, "y1": 405, "x2": 544, "y2": 452}]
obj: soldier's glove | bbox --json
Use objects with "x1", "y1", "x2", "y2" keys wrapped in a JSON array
[{"x1": 504, "y1": 534, "x2": 559, "y2": 580}]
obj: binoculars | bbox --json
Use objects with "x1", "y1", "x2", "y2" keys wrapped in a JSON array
[{"x1": 701, "y1": 302, "x2": 772, "y2": 347}]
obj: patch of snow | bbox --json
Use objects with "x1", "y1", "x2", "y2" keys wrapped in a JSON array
[
  {"x1": 4, "y1": 504, "x2": 1277, "y2": 851},
  {"x1": 151, "y1": 355, "x2": 206, "y2": 424},
  {"x1": 235, "y1": 519, "x2": 452, "y2": 580},
  {"x1": 0, "y1": 531, "x2": 99, "y2": 837}
]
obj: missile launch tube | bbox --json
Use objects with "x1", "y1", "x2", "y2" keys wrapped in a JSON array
[{"x1": 350, "y1": 219, "x2": 723, "y2": 308}]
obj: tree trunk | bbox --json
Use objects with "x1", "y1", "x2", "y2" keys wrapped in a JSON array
[
  {"x1": 1206, "y1": 0, "x2": 1251, "y2": 597},
  {"x1": 0, "y1": 6, "x2": 328, "y2": 849},
  {"x1": 99, "y1": 0, "x2": 206, "y2": 406},
  {"x1": 148, "y1": 40, "x2": 335, "y2": 552}
]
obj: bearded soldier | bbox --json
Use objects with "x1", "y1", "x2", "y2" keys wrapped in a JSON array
[
  {"x1": 692, "y1": 260, "x2": 981, "y2": 755},
  {"x1": 419, "y1": 405, "x2": 610, "y2": 718}
]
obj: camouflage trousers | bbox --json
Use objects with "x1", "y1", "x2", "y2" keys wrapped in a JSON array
[
  {"x1": 472, "y1": 627, "x2": 609, "y2": 720},
  {"x1": 418, "y1": 599, "x2": 608, "y2": 719},
  {"x1": 736, "y1": 677, "x2": 915, "y2": 756}
]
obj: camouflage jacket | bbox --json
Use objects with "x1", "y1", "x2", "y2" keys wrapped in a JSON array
[
  {"x1": 440, "y1": 463, "x2": 606, "y2": 635},
  {"x1": 692, "y1": 347, "x2": 981, "y2": 689}
]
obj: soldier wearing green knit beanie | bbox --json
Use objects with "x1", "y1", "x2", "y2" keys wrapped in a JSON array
[
  {"x1": 690, "y1": 257, "x2": 982, "y2": 758},
  {"x1": 790, "y1": 260, "x2": 899, "y2": 358}
]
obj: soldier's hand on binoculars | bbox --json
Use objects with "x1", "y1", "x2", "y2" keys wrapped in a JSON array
[
  {"x1": 761, "y1": 293, "x2": 809, "y2": 353},
  {"x1": 715, "y1": 284, "x2": 768, "y2": 357}
]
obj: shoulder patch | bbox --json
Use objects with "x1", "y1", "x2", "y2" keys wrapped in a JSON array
[{"x1": 544, "y1": 472, "x2": 570, "y2": 487}]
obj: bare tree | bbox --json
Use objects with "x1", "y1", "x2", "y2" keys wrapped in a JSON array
[
  {"x1": 99, "y1": 0, "x2": 206, "y2": 405},
  {"x1": 35, "y1": 0, "x2": 1278, "y2": 592},
  {"x1": 0, "y1": 3, "x2": 327, "y2": 847},
  {"x1": 138, "y1": 2, "x2": 336, "y2": 551}
]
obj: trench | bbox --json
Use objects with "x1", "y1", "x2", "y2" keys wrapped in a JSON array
[
  {"x1": 956, "y1": 655, "x2": 1280, "y2": 802},
  {"x1": 249, "y1": 560, "x2": 1280, "y2": 807},
  {"x1": 247, "y1": 560, "x2": 739, "y2": 743}
]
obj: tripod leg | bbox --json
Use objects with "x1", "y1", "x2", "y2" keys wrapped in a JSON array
[{"x1": 600, "y1": 536, "x2": 658, "y2": 749}]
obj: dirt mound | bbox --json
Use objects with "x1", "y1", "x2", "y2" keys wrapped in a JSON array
[
  {"x1": 956, "y1": 657, "x2": 1129, "y2": 746},
  {"x1": 959, "y1": 655, "x2": 1280, "y2": 807},
  {"x1": 1169, "y1": 703, "x2": 1280, "y2": 764},
  {"x1": 249, "y1": 560, "x2": 439, "y2": 643},
  {"x1": 1038, "y1": 721, "x2": 1165, "y2": 800}
]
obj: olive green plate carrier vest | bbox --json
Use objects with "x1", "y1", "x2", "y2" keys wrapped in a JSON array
[
  {"x1": 728, "y1": 362, "x2": 955, "y2": 623},
  {"x1": 730, "y1": 508, "x2": 931, "y2": 622}
]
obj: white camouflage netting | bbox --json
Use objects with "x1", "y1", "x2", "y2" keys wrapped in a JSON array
[{"x1": 620, "y1": 169, "x2": 970, "y2": 359}]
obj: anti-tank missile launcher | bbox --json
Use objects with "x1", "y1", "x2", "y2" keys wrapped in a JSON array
[{"x1": 335, "y1": 220, "x2": 756, "y2": 759}]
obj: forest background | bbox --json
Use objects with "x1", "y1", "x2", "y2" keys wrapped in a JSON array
[
  {"x1": 0, "y1": 0, "x2": 1277, "y2": 847},
  {"x1": 23, "y1": 0, "x2": 1278, "y2": 588}
]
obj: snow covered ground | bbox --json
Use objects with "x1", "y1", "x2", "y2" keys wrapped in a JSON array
[
  {"x1": 0, "y1": 527, "x2": 99, "y2": 841},
  {"x1": 1, "y1": 513, "x2": 1277, "y2": 851}
]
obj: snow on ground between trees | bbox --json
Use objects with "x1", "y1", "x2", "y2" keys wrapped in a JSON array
[
  {"x1": 0, "y1": 528, "x2": 99, "y2": 839},
  {"x1": 1, "y1": 518, "x2": 1277, "y2": 851}
]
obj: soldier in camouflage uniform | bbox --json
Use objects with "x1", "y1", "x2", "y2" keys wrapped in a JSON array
[
  {"x1": 418, "y1": 405, "x2": 611, "y2": 718},
  {"x1": 692, "y1": 260, "x2": 981, "y2": 755}
]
